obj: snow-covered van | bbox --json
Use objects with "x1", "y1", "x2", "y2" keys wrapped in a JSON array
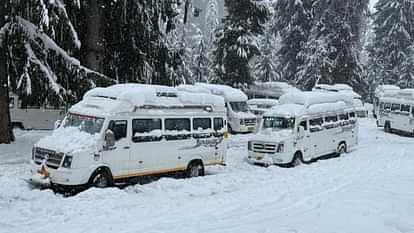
[
  {"x1": 377, "y1": 89, "x2": 414, "y2": 134},
  {"x1": 9, "y1": 93, "x2": 65, "y2": 130},
  {"x1": 247, "y1": 91, "x2": 358, "y2": 167},
  {"x1": 373, "y1": 85, "x2": 400, "y2": 120},
  {"x1": 30, "y1": 84, "x2": 227, "y2": 190},
  {"x1": 247, "y1": 98, "x2": 279, "y2": 128},
  {"x1": 180, "y1": 83, "x2": 257, "y2": 133}
]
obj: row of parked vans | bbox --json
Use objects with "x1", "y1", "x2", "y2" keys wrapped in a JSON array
[{"x1": 29, "y1": 83, "x2": 363, "y2": 193}]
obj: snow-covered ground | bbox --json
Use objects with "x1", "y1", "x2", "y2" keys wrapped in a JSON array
[{"x1": 1, "y1": 119, "x2": 414, "y2": 233}]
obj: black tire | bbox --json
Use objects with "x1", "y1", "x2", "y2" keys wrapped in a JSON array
[
  {"x1": 89, "y1": 169, "x2": 113, "y2": 188},
  {"x1": 291, "y1": 152, "x2": 304, "y2": 167},
  {"x1": 384, "y1": 122, "x2": 391, "y2": 133},
  {"x1": 337, "y1": 142, "x2": 347, "y2": 157},
  {"x1": 228, "y1": 123, "x2": 234, "y2": 134},
  {"x1": 186, "y1": 161, "x2": 205, "y2": 178}
]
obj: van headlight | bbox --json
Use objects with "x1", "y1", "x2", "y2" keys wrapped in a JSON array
[
  {"x1": 62, "y1": 155, "x2": 73, "y2": 168},
  {"x1": 277, "y1": 143, "x2": 284, "y2": 153}
]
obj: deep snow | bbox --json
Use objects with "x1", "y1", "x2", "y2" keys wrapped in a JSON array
[{"x1": 1, "y1": 119, "x2": 414, "y2": 233}]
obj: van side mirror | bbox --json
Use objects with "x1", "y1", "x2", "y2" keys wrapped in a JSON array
[
  {"x1": 104, "y1": 129, "x2": 116, "y2": 149},
  {"x1": 298, "y1": 126, "x2": 305, "y2": 138},
  {"x1": 54, "y1": 120, "x2": 62, "y2": 130}
]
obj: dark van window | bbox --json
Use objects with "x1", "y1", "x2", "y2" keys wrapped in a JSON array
[
  {"x1": 349, "y1": 112, "x2": 356, "y2": 118},
  {"x1": 132, "y1": 119, "x2": 162, "y2": 143},
  {"x1": 309, "y1": 117, "x2": 323, "y2": 133},
  {"x1": 193, "y1": 118, "x2": 212, "y2": 131},
  {"x1": 165, "y1": 118, "x2": 191, "y2": 140},
  {"x1": 108, "y1": 120, "x2": 127, "y2": 141},
  {"x1": 214, "y1": 118, "x2": 224, "y2": 131},
  {"x1": 299, "y1": 120, "x2": 307, "y2": 131},
  {"x1": 339, "y1": 114, "x2": 349, "y2": 121},
  {"x1": 324, "y1": 115, "x2": 338, "y2": 129},
  {"x1": 391, "y1": 104, "x2": 401, "y2": 111},
  {"x1": 401, "y1": 105, "x2": 410, "y2": 113},
  {"x1": 384, "y1": 103, "x2": 391, "y2": 110}
]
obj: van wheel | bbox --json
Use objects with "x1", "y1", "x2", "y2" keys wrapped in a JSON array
[
  {"x1": 291, "y1": 152, "x2": 303, "y2": 167},
  {"x1": 186, "y1": 161, "x2": 205, "y2": 178},
  {"x1": 337, "y1": 143, "x2": 347, "y2": 156},
  {"x1": 89, "y1": 169, "x2": 113, "y2": 188},
  {"x1": 228, "y1": 124, "x2": 234, "y2": 134},
  {"x1": 384, "y1": 122, "x2": 391, "y2": 133}
]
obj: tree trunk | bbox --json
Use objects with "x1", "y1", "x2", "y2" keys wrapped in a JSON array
[
  {"x1": 81, "y1": 0, "x2": 105, "y2": 74},
  {"x1": 0, "y1": 4, "x2": 13, "y2": 144}
]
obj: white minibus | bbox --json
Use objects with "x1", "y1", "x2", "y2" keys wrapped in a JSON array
[
  {"x1": 9, "y1": 93, "x2": 65, "y2": 130},
  {"x1": 180, "y1": 83, "x2": 257, "y2": 133},
  {"x1": 247, "y1": 91, "x2": 358, "y2": 167},
  {"x1": 373, "y1": 85, "x2": 400, "y2": 120},
  {"x1": 30, "y1": 84, "x2": 227, "y2": 191},
  {"x1": 377, "y1": 89, "x2": 414, "y2": 134}
]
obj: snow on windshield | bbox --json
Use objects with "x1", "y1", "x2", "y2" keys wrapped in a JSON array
[{"x1": 63, "y1": 113, "x2": 104, "y2": 135}]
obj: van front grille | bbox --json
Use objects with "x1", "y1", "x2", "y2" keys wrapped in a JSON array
[
  {"x1": 34, "y1": 148, "x2": 63, "y2": 169},
  {"x1": 245, "y1": 118, "x2": 257, "y2": 126},
  {"x1": 253, "y1": 143, "x2": 276, "y2": 154}
]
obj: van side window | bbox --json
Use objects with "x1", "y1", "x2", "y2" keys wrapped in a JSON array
[
  {"x1": 349, "y1": 112, "x2": 356, "y2": 118},
  {"x1": 132, "y1": 119, "x2": 162, "y2": 143},
  {"x1": 309, "y1": 118, "x2": 323, "y2": 133},
  {"x1": 165, "y1": 118, "x2": 191, "y2": 140},
  {"x1": 349, "y1": 112, "x2": 356, "y2": 124},
  {"x1": 384, "y1": 103, "x2": 391, "y2": 111},
  {"x1": 339, "y1": 113, "x2": 349, "y2": 126},
  {"x1": 379, "y1": 102, "x2": 384, "y2": 111},
  {"x1": 412, "y1": 106, "x2": 414, "y2": 116},
  {"x1": 108, "y1": 120, "x2": 128, "y2": 141},
  {"x1": 391, "y1": 104, "x2": 401, "y2": 111},
  {"x1": 324, "y1": 116, "x2": 338, "y2": 129},
  {"x1": 193, "y1": 118, "x2": 212, "y2": 131},
  {"x1": 9, "y1": 97, "x2": 15, "y2": 108},
  {"x1": 299, "y1": 120, "x2": 307, "y2": 131},
  {"x1": 401, "y1": 105, "x2": 410, "y2": 114},
  {"x1": 214, "y1": 118, "x2": 224, "y2": 131}
]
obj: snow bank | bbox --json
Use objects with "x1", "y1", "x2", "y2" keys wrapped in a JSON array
[
  {"x1": 195, "y1": 83, "x2": 248, "y2": 102},
  {"x1": 36, "y1": 127, "x2": 100, "y2": 154}
]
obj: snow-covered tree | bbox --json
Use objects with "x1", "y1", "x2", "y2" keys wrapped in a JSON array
[
  {"x1": 368, "y1": 0, "x2": 414, "y2": 88},
  {"x1": 213, "y1": 0, "x2": 269, "y2": 85},
  {"x1": 297, "y1": 0, "x2": 369, "y2": 94},
  {"x1": 272, "y1": 0, "x2": 313, "y2": 82},
  {"x1": 205, "y1": 0, "x2": 220, "y2": 48},
  {"x1": 254, "y1": 23, "x2": 281, "y2": 82}
]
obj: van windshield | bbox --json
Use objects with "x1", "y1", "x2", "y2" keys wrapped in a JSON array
[
  {"x1": 262, "y1": 117, "x2": 295, "y2": 130},
  {"x1": 63, "y1": 113, "x2": 105, "y2": 135},
  {"x1": 230, "y1": 102, "x2": 249, "y2": 112}
]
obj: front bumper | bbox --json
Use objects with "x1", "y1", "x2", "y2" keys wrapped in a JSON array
[
  {"x1": 30, "y1": 161, "x2": 91, "y2": 186},
  {"x1": 232, "y1": 123, "x2": 257, "y2": 133},
  {"x1": 247, "y1": 151, "x2": 293, "y2": 166}
]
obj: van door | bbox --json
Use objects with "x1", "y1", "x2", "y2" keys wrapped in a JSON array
[
  {"x1": 213, "y1": 117, "x2": 226, "y2": 162},
  {"x1": 308, "y1": 117, "x2": 325, "y2": 158},
  {"x1": 129, "y1": 118, "x2": 164, "y2": 176},
  {"x1": 102, "y1": 120, "x2": 130, "y2": 179},
  {"x1": 297, "y1": 120, "x2": 311, "y2": 160}
]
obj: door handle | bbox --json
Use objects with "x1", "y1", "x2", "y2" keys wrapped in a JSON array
[
  {"x1": 138, "y1": 160, "x2": 143, "y2": 164},
  {"x1": 178, "y1": 156, "x2": 182, "y2": 160},
  {"x1": 123, "y1": 146, "x2": 130, "y2": 149}
]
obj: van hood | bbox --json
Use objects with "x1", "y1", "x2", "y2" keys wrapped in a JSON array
[
  {"x1": 232, "y1": 111, "x2": 257, "y2": 119},
  {"x1": 251, "y1": 129, "x2": 294, "y2": 143},
  {"x1": 35, "y1": 127, "x2": 101, "y2": 155}
]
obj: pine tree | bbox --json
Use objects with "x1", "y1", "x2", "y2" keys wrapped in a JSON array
[
  {"x1": 297, "y1": 0, "x2": 369, "y2": 94},
  {"x1": 254, "y1": 23, "x2": 281, "y2": 82},
  {"x1": 272, "y1": 0, "x2": 313, "y2": 82},
  {"x1": 369, "y1": 0, "x2": 414, "y2": 88},
  {"x1": 213, "y1": 0, "x2": 269, "y2": 85}
]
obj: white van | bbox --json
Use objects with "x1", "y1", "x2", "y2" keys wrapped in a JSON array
[
  {"x1": 244, "y1": 81, "x2": 300, "y2": 99},
  {"x1": 180, "y1": 83, "x2": 257, "y2": 133},
  {"x1": 373, "y1": 85, "x2": 400, "y2": 120},
  {"x1": 9, "y1": 93, "x2": 65, "y2": 130},
  {"x1": 377, "y1": 89, "x2": 414, "y2": 134},
  {"x1": 30, "y1": 84, "x2": 227, "y2": 191},
  {"x1": 247, "y1": 91, "x2": 358, "y2": 167}
]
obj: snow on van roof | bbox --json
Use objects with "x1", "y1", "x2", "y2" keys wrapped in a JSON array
[
  {"x1": 381, "y1": 89, "x2": 414, "y2": 102},
  {"x1": 247, "y1": 98, "x2": 279, "y2": 106},
  {"x1": 313, "y1": 84, "x2": 361, "y2": 99},
  {"x1": 375, "y1": 85, "x2": 400, "y2": 97},
  {"x1": 280, "y1": 91, "x2": 354, "y2": 108},
  {"x1": 267, "y1": 92, "x2": 353, "y2": 117},
  {"x1": 194, "y1": 83, "x2": 248, "y2": 102},
  {"x1": 71, "y1": 84, "x2": 225, "y2": 116}
]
